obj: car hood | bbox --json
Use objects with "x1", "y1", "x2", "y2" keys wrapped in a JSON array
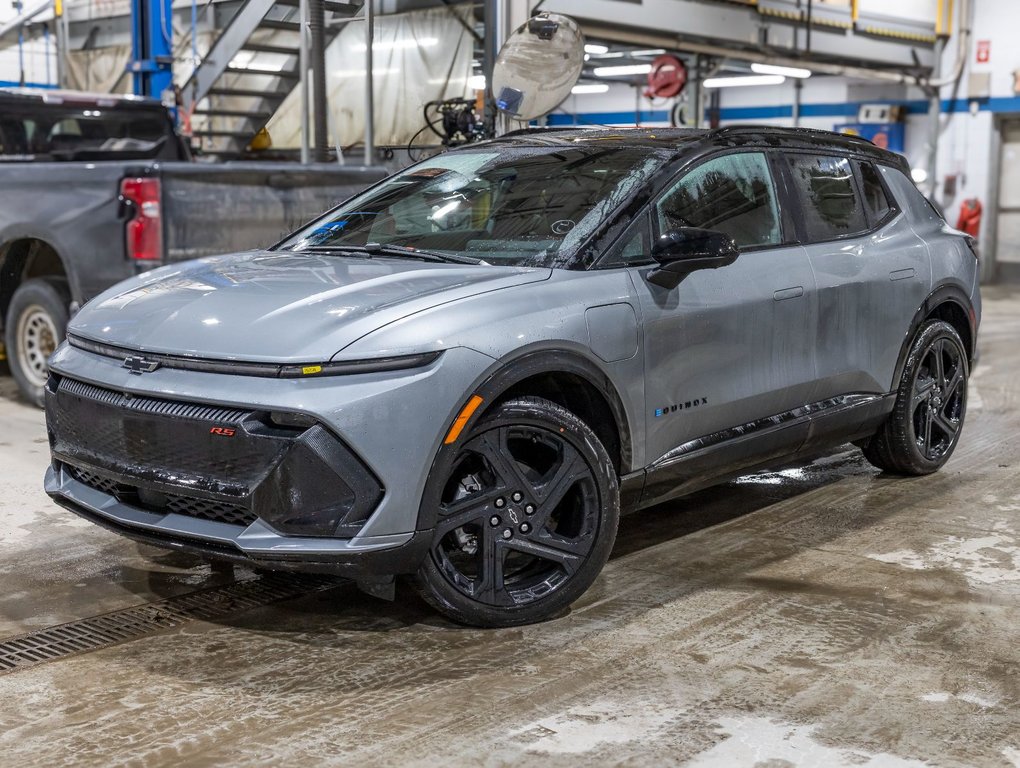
[{"x1": 70, "y1": 251, "x2": 550, "y2": 362}]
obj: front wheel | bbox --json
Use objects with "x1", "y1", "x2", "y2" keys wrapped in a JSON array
[
  {"x1": 415, "y1": 396, "x2": 620, "y2": 627},
  {"x1": 862, "y1": 320, "x2": 969, "y2": 475}
]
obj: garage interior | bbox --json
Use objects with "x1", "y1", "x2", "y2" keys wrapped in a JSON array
[{"x1": 2, "y1": 0, "x2": 1020, "y2": 765}]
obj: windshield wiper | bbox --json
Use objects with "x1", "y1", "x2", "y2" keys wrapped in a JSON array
[{"x1": 293, "y1": 243, "x2": 485, "y2": 265}]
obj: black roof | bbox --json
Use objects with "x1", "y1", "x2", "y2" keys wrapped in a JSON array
[{"x1": 487, "y1": 125, "x2": 907, "y2": 169}]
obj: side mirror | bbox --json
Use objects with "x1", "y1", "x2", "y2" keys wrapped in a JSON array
[{"x1": 648, "y1": 227, "x2": 740, "y2": 289}]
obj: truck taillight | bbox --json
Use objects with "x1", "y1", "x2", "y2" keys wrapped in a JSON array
[{"x1": 120, "y1": 177, "x2": 162, "y2": 261}]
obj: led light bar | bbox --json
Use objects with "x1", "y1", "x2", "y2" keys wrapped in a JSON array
[
  {"x1": 751, "y1": 62, "x2": 812, "y2": 79},
  {"x1": 571, "y1": 83, "x2": 610, "y2": 94},
  {"x1": 703, "y1": 74, "x2": 786, "y2": 88},
  {"x1": 593, "y1": 63, "x2": 653, "y2": 77}
]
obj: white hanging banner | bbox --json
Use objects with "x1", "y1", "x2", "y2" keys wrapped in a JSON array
[{"x1": 266, "y1": 6, "x2": 474, "y2": 149}]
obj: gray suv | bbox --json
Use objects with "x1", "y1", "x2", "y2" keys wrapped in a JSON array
[{"x1": 43, "y1": 127, "x2": 981, "y2": 627}]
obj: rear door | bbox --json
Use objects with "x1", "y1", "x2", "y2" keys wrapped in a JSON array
[
  {"x1": 782, "y1": 153, "x2": 931, "y2": 399},
  {"x1": 616, "y1": 150, "x2": 818, "y2": 489}
]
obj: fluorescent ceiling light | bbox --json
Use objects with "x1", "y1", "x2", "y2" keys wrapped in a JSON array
[
  {"x1": 594, "y1": 63, "x2": 653, "y2": 77},
  {"x1": 629, "y1": 48, "x2": 667, "y2": 57},
  {"x1": 703, "y1": 74, "x2": 786, "y2": 88},
  {"x1": 572, "y1": 83, "x2": 610, "y2": 94},
  {"x1": 584, "y1": 43, "x2": 609, "y2": 55},
  {"x1": 353, "y1": 37, "x2": 438, "y2": 52},
  {"x1": 751, "y1": 62, "x2": 812, "y2": 79},
  {"x1": 467, "y1": 74, "x2": 486, "y2": 90}
]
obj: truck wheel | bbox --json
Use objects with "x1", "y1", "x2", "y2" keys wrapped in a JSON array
[
  {"x1": 4, "y1": 278, "x2": 69, "y2": 407},
  {"x1": 415, "y1": 396, "x2": 620, "y2": 627}
]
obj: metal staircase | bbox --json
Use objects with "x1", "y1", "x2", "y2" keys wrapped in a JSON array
[{"x1": 182, "y1": 0, "x2": 363, "y2": 159}]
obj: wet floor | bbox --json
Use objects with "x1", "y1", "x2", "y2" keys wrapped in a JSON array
[{"x1": 2, "y1": 288, "x2": 1020, "y2": 767}]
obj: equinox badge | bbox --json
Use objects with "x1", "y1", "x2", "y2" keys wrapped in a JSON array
[{"x1": 122, "y1": 355, "x2": 161, "y2": 374}]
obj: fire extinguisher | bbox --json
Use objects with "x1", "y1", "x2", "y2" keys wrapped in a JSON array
[{"x1": 956, "y1": 198, "x2": 982, "y2": 238}]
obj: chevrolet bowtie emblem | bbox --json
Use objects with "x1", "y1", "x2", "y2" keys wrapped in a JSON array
[{"x1": 123, "y1": 355, "x2": 161, "y2": 374}]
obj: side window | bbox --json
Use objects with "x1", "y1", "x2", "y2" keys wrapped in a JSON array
[
  {"x1": 601, "y1": 213, "x2": 651, "y2": 268},
  {"x1": 857, "y1": 161, "x2": 895, "y2": 226},
  {"x1": 785, "y1": 154, "x2": 868, "y2": 241},
  {"x1": 656, "y1": 152, "x2": 782, "y2": 249}
]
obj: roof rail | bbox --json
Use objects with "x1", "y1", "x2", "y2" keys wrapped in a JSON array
[
  {"x1": 710, "y1": 124, "x2": 876, "y2": 146},
  {"x1": 496, "y1": 126, "x2": 586, "y2": 139}
]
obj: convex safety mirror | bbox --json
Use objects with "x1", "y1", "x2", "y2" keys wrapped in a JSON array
[{"x1": 491, "y1": 13, "x2": 585, "y2": 121}]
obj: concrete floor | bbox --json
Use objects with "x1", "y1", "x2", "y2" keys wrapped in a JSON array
[{"x1": 2, "y1": 288, "x2": 1020, "y2": 768}]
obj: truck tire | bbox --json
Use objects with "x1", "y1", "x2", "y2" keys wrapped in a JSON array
[{"x1": 4, "y1": 278, "x2": 69, "y2": 407}]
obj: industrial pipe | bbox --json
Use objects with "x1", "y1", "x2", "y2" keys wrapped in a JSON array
[
  {"x1": 299, "y1": 0, "x2": 310, "y2": 164},
  {"x1": 309, "y1": 0, "x2": 329, "y2": 163},
  {"x1": 928, "y1": 0, "x2": 970, "y2": 88},
  {"x1": 364, "y1": 0, "x2": 374, "y2": 165}
]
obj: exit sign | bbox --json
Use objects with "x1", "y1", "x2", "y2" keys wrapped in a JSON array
[{"x1": 976, "y1": 40, "x2": 991, "y2": 64}]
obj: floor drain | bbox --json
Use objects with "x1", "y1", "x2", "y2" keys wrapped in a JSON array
[{"x1": 0, "y1": 573, "x2": 338, "y2": 675}]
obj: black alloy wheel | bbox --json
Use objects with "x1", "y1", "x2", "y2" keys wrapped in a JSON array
[
  {"x1": 910, "y1": 336, "x2": 966, "y2": 461},
  {"x1": 416, "y1": 396, "x2": 619, "y2": 627},
  {"x1": 862, "y1": 320, "x2": 969, "y2": 475}
]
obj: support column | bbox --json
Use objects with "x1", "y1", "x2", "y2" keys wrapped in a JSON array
[
  {"x1": 309, "y1": 0, "x2": 329, "y2": 162},
  {"x1": 299, "y1": 0, "x2": 310, "y2": 164},
  {"x1": 364, "y1": 0, "x2": 374, "y2": 165},
  {"x1": 128, "y1": 0, "x2": 174, "y2": 100}
]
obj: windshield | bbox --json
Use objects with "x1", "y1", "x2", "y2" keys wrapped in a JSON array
[{"x1": 279, "y1": 146, "x2": 666, "y2": 268}]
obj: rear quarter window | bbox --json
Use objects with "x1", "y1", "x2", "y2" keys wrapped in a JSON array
[
  {"x1": 856, "y1": 160, "x2": 896, "y2": 226},
  {"x1": 784, "y1": 154, "x2": 868, "y2": 242}
]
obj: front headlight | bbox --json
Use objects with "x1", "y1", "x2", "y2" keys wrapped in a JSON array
[
  {"x1": 278, "y1": 351, "x2": 442, "y2": 378},
  {"x1": 68, "y1": 333, "x2": 442, "y2": 379}
]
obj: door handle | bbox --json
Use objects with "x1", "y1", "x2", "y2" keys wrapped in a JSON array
[{"x1": 773, "y1": 286, "x2": 804, "y2": 301}]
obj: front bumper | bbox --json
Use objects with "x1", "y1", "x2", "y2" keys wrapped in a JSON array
[
  {"x1": 44, "y1": 342, "x2": 498, "y2": 573},
  {"x1": 45, "y1": 464, "x2": 431, "y2": 576}
]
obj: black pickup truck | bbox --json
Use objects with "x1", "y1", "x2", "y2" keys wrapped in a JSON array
[{"x1": 0, "y1": 88, "x2": 385, "y2": 405}]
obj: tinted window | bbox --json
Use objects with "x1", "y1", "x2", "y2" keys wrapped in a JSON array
[
  {"x1": 857, "y1": 161, "x2": 894, "y2": 225},
  {"x1": 0, "y1": 106, "x2": 169, "y2": 160},
  {"x1": 282, "y1": 147, "x2": 666, "y2": 268},
  {"x1": 602, "y1": 213, "x2": 651, "y2": 267},
  {"x1": 785, "y1": 154, "x2": 868, "y2": 241},
  {"x1": 656, "y1": 152, "x2": 781, "y2": 248}
]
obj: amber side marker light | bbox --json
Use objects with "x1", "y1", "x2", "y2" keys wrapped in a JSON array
[{"x1": 444, "y1": 395, "x2": 484, "y2": 444}]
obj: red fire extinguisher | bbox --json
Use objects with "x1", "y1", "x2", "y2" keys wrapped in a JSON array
[{"x1": 956, "y1": 198, "x2": 982, "y2": 238}]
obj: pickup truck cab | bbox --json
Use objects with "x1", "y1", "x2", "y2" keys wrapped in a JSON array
[{"x1": 0, "y1": 88, "x2": 383, "y2": 406}]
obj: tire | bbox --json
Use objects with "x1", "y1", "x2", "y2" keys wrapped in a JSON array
[
  {"x1": 415, "y1": 396, "x2": 620, "y2": 627},
  {"x1": 4, "y1": 278, "x2": 69, "y2": 408},
  {"x1": 862, "y1": 320, "x2": 968, "y2": 475}
]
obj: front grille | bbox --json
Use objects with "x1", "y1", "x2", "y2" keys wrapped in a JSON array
[
  {"x1": 68, "y1": 466, "x2": 121, "y2": 496},
  {"x1": 164, "y1": 496, "x2": 256, "y2": 527},
  {"x1": 60, "y1": 377, "x2": 247, "y2": 423},
  {"x1": 49, "y1": 376, "x2": 383, "y2": 537},
  {"x1": 66, "y1": 463, "x2": 256, "y2": 528}
]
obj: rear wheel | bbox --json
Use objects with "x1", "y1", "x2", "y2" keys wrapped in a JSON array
[
  {"x1": 862, "y1": 320, "x2": 968, "y2": 475},
  {"x1": 415, "y1": 396, "x2": 619, "y2": 627},
  {"x1": 4, "y1": 278, "x2": 69, "y2": 407}
]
